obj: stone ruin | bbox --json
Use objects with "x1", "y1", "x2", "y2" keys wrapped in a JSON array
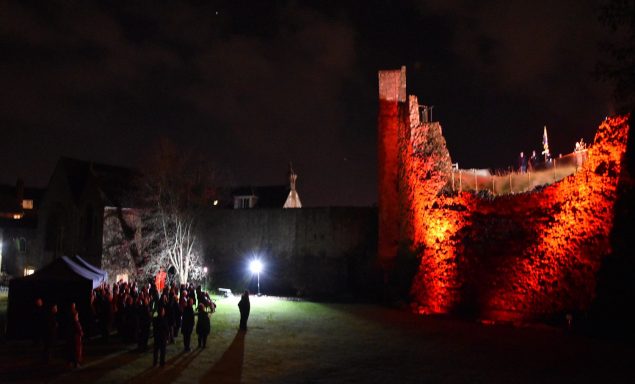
[{"x1": 378, "y1": 66, "x2": 630, "y2": 322}]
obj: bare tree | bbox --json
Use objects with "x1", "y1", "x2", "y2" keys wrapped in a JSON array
[
  {"x1": 136, "y1": 139, "x2": 219, "y2": 285},
  {"x1": 102, "y1": 207, "x2": 141, "y2": 278}
]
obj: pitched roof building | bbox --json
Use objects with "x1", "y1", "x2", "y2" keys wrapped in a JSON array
[
  {"x1": 231, "y1": 166, "x2": 302, "y2": 209},
  {"x1": 37, "y1": 157, "x2": 140, "y2": 269}
]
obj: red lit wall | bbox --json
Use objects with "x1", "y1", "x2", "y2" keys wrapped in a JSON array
[
  {"x1": 378, "y1": 68, "x2": 630, "y2": 322},
  {"x1": 377, "y1": 67, "x2": 406, "y2": 270}
]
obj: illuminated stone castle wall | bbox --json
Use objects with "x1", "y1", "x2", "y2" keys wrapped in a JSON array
[
  {"x1": 378, "y1": 67, "x2": 630, "y2": 322},
  {"x1": 377, "y1": 67, "x2": 406, "y2": 269}
]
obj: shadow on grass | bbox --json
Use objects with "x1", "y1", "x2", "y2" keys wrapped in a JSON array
[
  {"x1": 199, "y1": 331, "x2": 245, "y2": 384},
  {"x1": 125, "y1": 348, "x2": 204, "y2": 384},
  {"x1": 0, "y1": 348, "x2": 69, "y2": 383},
  {"x1": 50, "y1": 345, "x2": 148, "y2": 383},
  {"x1": 0, "y1": 339, "x2": 138, "y2": 383}
]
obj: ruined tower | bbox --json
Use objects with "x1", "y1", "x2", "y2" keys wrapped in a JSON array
[
  {"x1": 377, "y1": 66, "x2": 407, "y2": 268},
  {"x1": 377, "y1": 67, "x2": 452, "y2": 269}
]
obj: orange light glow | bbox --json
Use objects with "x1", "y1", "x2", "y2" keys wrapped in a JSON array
[
  {"x1": 483, "y1": 115, "x2": 629, "y2": 321},
  {"x1": 409, "y1": 115, "x2": 629, "y2": 321},
  {"x1": 378, "y1": 68, "x2": 630, "y2": 322}
]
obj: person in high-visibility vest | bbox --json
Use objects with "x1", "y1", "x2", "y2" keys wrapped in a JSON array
[{"x1": 155, "y1": 268, "x2": 167, "y2": 293}]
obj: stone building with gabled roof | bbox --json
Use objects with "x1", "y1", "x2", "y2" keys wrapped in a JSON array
[
  {"x1": 36, "y1": 157, "x2": 141, "y2": 270},
  {"x1": 231, "y1": 185, "x2": 290, "y2": 209},
  {"x1": 232, "y1": 166, "x2": 302, "y2": 209}
]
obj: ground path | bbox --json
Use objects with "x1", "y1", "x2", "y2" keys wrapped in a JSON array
[{"x1": 1, "y1": 296, "x2": 633, "y2": 383}]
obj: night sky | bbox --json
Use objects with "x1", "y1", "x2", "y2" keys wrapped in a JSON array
[{"x1": 0, "y1": 0, "x2": 615, "y2": 207}]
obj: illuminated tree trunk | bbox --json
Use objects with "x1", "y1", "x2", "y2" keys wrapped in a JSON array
[{"x1": 159, "y1": 212, "x2": 201, "y2": 285}]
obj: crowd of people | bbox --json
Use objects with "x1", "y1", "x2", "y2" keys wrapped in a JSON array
[
  {"x1": 574, "y1": 138, "x2": 588, "y2": 168},
  {"x1": 31, "y1": 280, "x2": 251, "y2": 369},
  {"x1": 517, "y1": 150, "x2": 542, "y2": 173},
  {"x1": 33, "y1": 298, "x2": 83, "y2": 367},
  {"x1": 518, "y1": 137, "x2": 588, "y2": 174}
]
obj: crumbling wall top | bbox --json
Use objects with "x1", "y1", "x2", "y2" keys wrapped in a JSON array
[{"x1": 378, "y1": 66, "x2": 407, "y2": 102}]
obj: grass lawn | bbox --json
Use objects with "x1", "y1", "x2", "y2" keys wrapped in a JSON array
[{"x1": 0, "y1": 295, "x2": 633, "y2": 383}]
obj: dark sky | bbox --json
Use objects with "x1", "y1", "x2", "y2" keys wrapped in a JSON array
[{"x1": 0, "y1": 0, "x2": 615, "y2": 207}]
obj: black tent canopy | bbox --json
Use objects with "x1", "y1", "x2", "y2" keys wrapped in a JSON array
[
  {"x1": 7, "y1": 256, "x2": 105, "y2": 339},
  {"x1": 73, "y1": 255, "x2": 108, "y2": 282}
]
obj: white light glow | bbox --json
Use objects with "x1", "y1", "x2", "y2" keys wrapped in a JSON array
[{"x1": 249, "y1": 259, "x2": 263, "y2": 274}]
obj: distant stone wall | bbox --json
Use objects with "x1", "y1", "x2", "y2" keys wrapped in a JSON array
[{"x1": 198, "y1": 207, "x2": 377, "y2": 297}]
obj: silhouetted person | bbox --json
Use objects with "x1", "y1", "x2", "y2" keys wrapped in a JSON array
[
  {"x1": 168, "y1": 293, "x2": 180, "y2": 343},
  {"x1": 67, "y1": 311, "x2": 83, "y2": 368},
  {"x1": 179, "y1": 290, "x2": 187, "y2": 317},
  {"x1": 153, "y1": 307, "x2": 169, "y2": 367},
  {"x1": 137, "y1": 297, "x2": 151, "y2": 351},
  {"x1": 60, "y1": 303, "x2": 83, "y2": 368},
  {"x1": 98, "y1": 292, "x2": 113, "y2": 341},
  {"x1": 158, "y1": 293, "x2": 169, "y2": 313},
  {"x1": 529, "y1": 150, "x2": 537, "y2": 171},
  {"x1": 195, "y1": 285, "x2": 203, "y2": 307},
  {"x1": 32, "y1": 298, "x2": 45, "y2": 346},
  {"x1": 238, "y1": 290, "x2": 250, "y2": 331},
  {"x1": 87, "y1": 290, "x2": 97, "y2": 339},
  {"x1": 43, "y1": 304, "x2": 58, "y2": 362},
  {"x1": 518, "y1": 151, "x2": 527, "y2": 173},
  {"x1": 196, "y1": 304, "x2": 210, "y2": 348},
  {"x1": 181, "y1": 298, "x2": 195, "y2": 352},
  {"x1": 123, "y1": 296, "x2": 136, "y2": 343},
  {"x1": 150, "y1": 283, "x2": 159, "y2": 305}
]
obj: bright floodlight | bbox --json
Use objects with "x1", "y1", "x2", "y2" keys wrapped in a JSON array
[
  {"x1": 249, "y1": 259, "x2": 263, "y2": 295},
  {"x1": 249, "y1": 259, "x2": 263, "y2": 274}
]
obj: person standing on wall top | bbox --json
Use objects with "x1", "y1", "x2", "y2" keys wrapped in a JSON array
[
  {"x1": 529, "y1": 150, "x2": 538, "y2": 171},
  {"x1": 518, "y1": 151, "x2": 527, "y2": 173},
  {"x1": 238, "y1": 290, "x2": 251, "y2": 331}
]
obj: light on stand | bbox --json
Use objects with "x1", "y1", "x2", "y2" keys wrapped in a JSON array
[{"x1": 249, "y1": 259, "x2": 263, "y2": 296}]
